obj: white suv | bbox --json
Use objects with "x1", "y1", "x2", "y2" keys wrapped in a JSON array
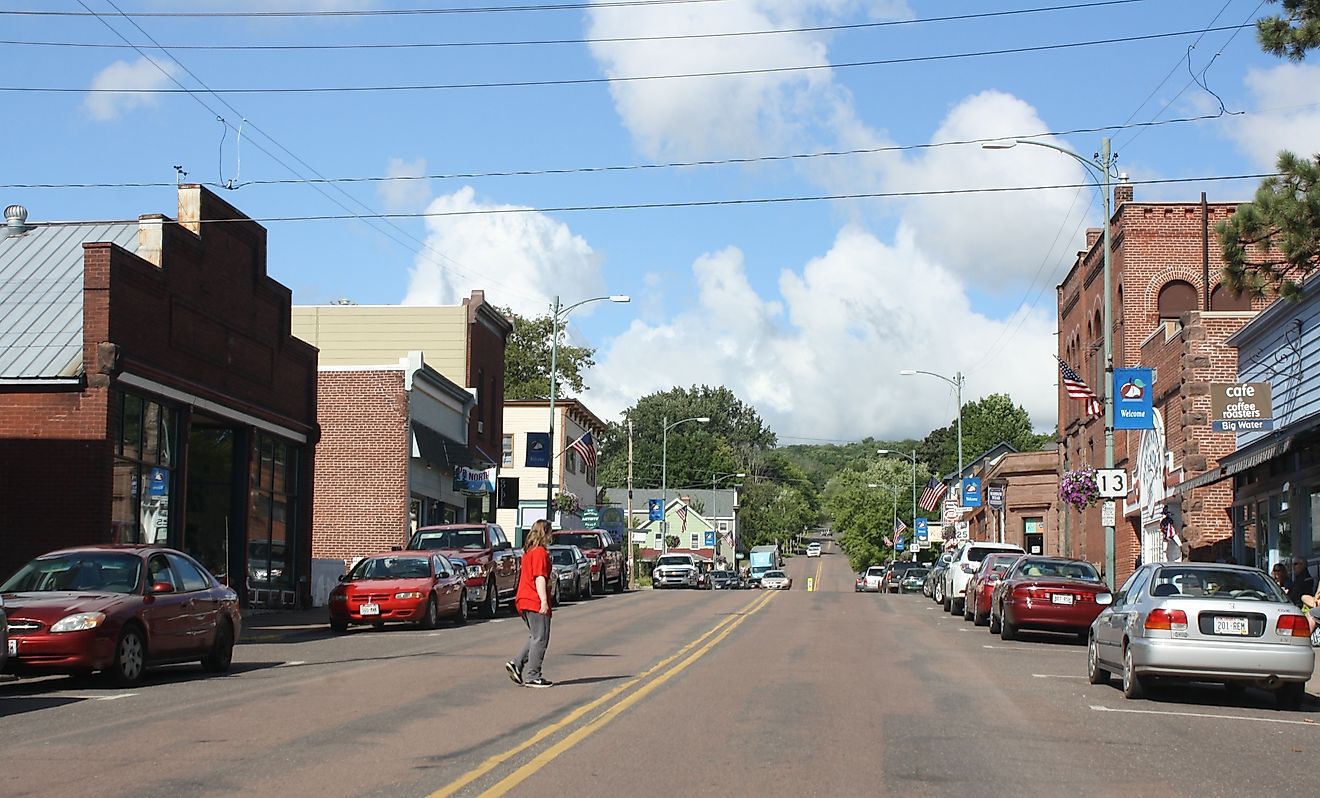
[
  {"x1": 806, "y1": 543, "x2": 822, "y2": 558},
  {"x1": 942, "y1": 541, "x2": 1024, "y2": 614},
  {"x1": 652, "y1": 554, "x2": 701, "y2": 589}
]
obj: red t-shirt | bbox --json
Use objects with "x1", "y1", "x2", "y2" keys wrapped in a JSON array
[{"x1": 515, "y1": 546, "x2": 552, "y2": 615}]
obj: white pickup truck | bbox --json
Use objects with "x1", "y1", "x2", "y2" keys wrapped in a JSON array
[{"x1": 652, "y1": 554, "x2": 701, "y2": 589}]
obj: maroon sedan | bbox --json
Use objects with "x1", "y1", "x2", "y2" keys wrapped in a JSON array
[
  {"x1": 989, "y1": 556, "x2": 1110, "y2": 642},
  {"x1": 328, "y1": 551, "x2": 469, "y2": 632},
  {"x1": 963, "y1": 552, "x2": 1022, "y2": 626},
  {"x1": 1, "y1": 545, "x2": 241, "y2": 686}
]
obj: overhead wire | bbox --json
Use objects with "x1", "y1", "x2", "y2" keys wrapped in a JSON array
[{"x1": 1, "y1": 0, "x2": 738, "y2": 18}]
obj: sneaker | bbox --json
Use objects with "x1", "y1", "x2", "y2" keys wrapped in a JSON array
[
  {"x1": 523, "y1": 678, "x2": 554, "y2": 689},
  {"x1": 505, "y1": 661, "x2": 523, "y2": 685}
]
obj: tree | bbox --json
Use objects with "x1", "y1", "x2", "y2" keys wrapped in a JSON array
[
  {"x1": 1217, "y1": 1, "x2": 1320, "y2": 298},
  {"x1": 500, "y1": 307, "x2": 596, "y2": 400},
  {"x1": 917, "y1": 393, "x2": 1051, "y2": 476},
  {"x1": 821, "y1": 459, "x2": 932, "y2": 571}
]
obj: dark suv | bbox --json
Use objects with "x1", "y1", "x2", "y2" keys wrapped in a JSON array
[
  {"x1": 551, "y1": 530, "x2": 626, "y2": 593},
  {"x1": 408, "y1": 524, "x2": 520, "y2": 617},
  {"x1": 882, "y1": 562, "x2": 924, "y2": 593}
]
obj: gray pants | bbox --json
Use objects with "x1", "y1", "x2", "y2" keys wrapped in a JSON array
[{"x1": 515, "y1": 611, "x2": 551, "y2": 681}]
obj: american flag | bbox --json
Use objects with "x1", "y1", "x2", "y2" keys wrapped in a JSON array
[
  {"x1": 882, "y1": 535, "x2": 892, "y2": 547},
  {"x1": 894, "y1": 517, "x2": 907, "y2": 535},
  {"x1": 1057, "y1": 357, "x2": 1103, "y2": 418},
  {"x1": 676, "y1": 503, "x2": 688, "y2": 532},
  {"x1": 569, "y1": 432, "x2": 596, "y2": 470},
  {"x1": 918, "y1": 477, "x2": 948, "y2": 513}
]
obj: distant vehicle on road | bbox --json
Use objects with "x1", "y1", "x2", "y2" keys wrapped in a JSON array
[
  {"x1": 710, "y1": 570, "x2": 739, "y2": 589},
  {"x1": 927, "y1": 552, "x2": 954, "y2": 600},
  {"x1": 1088, "y1": 563, "x2": 1313, "y2": 708},
  {"x1": 990, "y1": 557, "x2": 1108, "y2": 641},
  {"x1": 899, "y1": 568, "x2": 929, "y2": 594},
  {"x1": 942, "y1": 541, "x2": 1024, "y2": 615},
  {"x1": 760, "y1": 570, "x2": 792, "y2": 590},
  {"x1": 861, "y1": 565, "x2": 886, "y2": 593},
  {"x1": 748, "y1": 545, "x2": 781, "y2": 585},
  {"x1": 653, "y1": 554, "x2": 701, "y2": 589},
  {"x1": 806, "y1": 543, "x2": 822, "y2": 558},
  {"x1": 548, "y1": 544, "x2": 592, "y2": 601},
  {"x1": 409, "y1": 524, "x2": 520, "y2": 618},
  {"x1": 855, "y1": 573, "x2": 866, "y2": 592},
  {"x1": 551, "y1": 530, "x2": 626, "y2": 594},
  {"x1": 883, "y1": 562, "x2": 923, "y2": 593},
  {"x1": 329, "y1": 552, "x2": 468, "y2": 632}
]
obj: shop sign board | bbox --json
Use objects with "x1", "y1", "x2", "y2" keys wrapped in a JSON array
[
  {"x1": 1113, "y1": 368, "x2": 1155, "y2": 430},
  {"x1": 961, "y1": 478, "x2": 982, "y2": 508},
  {"x1": 1210, "y1": 382, "x2": 1273, "y2": 432},
  {"x1": 987, "y1": 486, "x2": 1005, "y2": 510},
  {"x1": 582, "y1": 507, "x2": 600, "y2": 529},
  {"x1": 453, "y1": 466, "x2": 496, "y2": 494},
  {"x1": 915, "y1": 517, "x2": 929, "y2": 543}
]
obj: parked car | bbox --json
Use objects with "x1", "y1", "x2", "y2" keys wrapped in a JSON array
[
  {"x1": 883, "y1": 562, "x2": 923, "y2": 594},
  {"x1": 551, "y1": 530, "x2": 626, "y2": 594},
  {"x1": 855, "y1": 573, "x2": 866, "y2": 593},
  {"x1": 899, "y1": 568, "x2": 929, "y2": 594},
  {"x1": 329, "y1": 552, "x2": 468, "y2": 632},
  {"x1": 942, "y1": 541, "x2": 1025, "y2": 615},
  {"x1": 861, "y1": 565, "x2": 886, "y2": 593},
  {"x1": 760, "y1": 570, "x2": 792, "y2": 590},
  {"x1": 548, "y1": 544, "x2": 592, "y2": 601},
  {"x1": 988, "y1": 556, "x2": 1107, "y2": 640},
  {"x1": 409, "y1": 523, "x2": 520, "y2": 618},
  {"x1": 0, "y1": 545, "x2": 240, "y2": 686},
  {"x1": 963, "y1": 553, "x2": 1023, "y2": 624},
  {"x1": 653, "y1": 554, "x2": 701, "y2": 589},
  {"x1": 927, "y1": 553, "x2": 954, "y2": 601},
  {"x1": 807, "y1": 543, "x2": 822, "y2": 558},
  {"x1": 1088, "y1": 563, "x2": 1314, "y2": 708},
  {"x1": 710, "y1": 570, "x2": 739, "y2": 589}
]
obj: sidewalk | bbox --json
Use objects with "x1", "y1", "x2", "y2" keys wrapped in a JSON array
[{"x1": 239, "y1": 606, "x2": 331, "y2": 644}]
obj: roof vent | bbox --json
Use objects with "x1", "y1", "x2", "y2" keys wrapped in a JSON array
[{"x1": 4, "y1": 204, "x2": 33, "y2": 237}]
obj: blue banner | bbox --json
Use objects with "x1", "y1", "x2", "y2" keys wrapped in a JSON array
[
  {"x1": 961, "y1": 478, "x2": 982, "y2": 508},
  {"x1": 648, "y1": 499, "x2": 664, "y2": 521},
  {"x1": 525, "y1": 432, "x2": 551, "y2": 468},
  {"x1": 704, "y1": 530, "x2": 716, "y2": 548},
  {"x1": 915, "y1": 517, "x2": 929, "y2": 542},
  {"x1": 1113, "y1": 367, "x2": 1155, "y2": 430}
]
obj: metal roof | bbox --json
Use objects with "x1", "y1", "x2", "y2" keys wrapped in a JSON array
[{"x1": 0, "y1": 222, "x2": 137, "y2": 381}]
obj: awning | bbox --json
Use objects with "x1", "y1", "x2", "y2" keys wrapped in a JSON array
[
  {"x1": 411, "y1": 424, "x2": 475, "y2": 470},
  {"x1": 1170, "y1": 435, "x2": 1294, "y2": 496}
]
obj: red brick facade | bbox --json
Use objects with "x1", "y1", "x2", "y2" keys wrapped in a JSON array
[
  {"x1": 1057, "y1": 186, "x2": 1268, "y2": 585},
  {"x1": 463, "y1": 292, "x2": 513, "y2": 469},
  {"x1": 310, "y1": 370, "x2": 410, "y2": 563},
  {"x1": 966, "y1": 451, "x2": 1059, "y2": 552}
]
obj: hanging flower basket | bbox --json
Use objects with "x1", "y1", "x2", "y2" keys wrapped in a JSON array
[
  {"x1": 1059, "y1": 467, "x2": 1100, "y2": 512},
  {"x1": 555, "y1": 491, "x2": 582, "y2": 514}
]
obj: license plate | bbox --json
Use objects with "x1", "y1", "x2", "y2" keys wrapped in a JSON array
[
  {"x1": 1051, "y1": 594, "x2": 1075, "y2": 605},
  {"x1": 359, "y1": 603, "x2": 380, "y2": 616},
  {"x1": 6, "y1": 638, "x2": 15, "y2": 656},
  {"x1": 1214, "y1": 616, "x2": 1249, "y2": 635}
]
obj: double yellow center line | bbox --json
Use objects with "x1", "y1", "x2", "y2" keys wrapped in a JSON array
[{"x1": 429, "y1": 589, "x2": 777, "y2": 798}]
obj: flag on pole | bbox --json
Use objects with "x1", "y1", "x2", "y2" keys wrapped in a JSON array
[
  {"x1": 882, "y1": 535, "x2": 892, "y2": 547},
  {"x1": 894, "y1": 517, "x2": 907, "y2": 535},
  {"x1": 918, "y1": 477, "x2": 948, "y2": 513},
  {"x1": 1057, "y1": 357, "x2": 1103, "y2": 418},
  {"x1": 677, "y1": 503, "x2": 688, "y2": 533},
  {"x1": 569, "y1": 432, "x2": 597, "y2": 470}
]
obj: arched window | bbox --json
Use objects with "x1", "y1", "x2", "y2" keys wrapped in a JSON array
[
  {"x1": 1210, "y1": 283, "x2": 1252, "y2": 311},
  {"x1": 1158, "y1": 280, "x2": 1198, "y2": 321}
]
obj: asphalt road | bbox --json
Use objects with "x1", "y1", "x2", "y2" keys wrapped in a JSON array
[{"x1": 3, "y1": 541, "x2": 1318, "y2": 798}]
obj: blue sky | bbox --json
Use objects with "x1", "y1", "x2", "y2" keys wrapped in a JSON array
[{"x1": 3, "y1": 0, "x2": 1319, "y2": 444}]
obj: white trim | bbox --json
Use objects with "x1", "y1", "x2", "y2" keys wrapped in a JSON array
[
  {"x1": 116, "y1": 371, "x2": 308, "y2": 443},
  {"x1": 0, "y1": 378, "x2": 82, "y2": 386},
  {"x1": 317, "y1": 364, "x2": 406, "y2": 373}
]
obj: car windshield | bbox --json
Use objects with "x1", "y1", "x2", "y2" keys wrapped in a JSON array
[
  {"x1": 765, "y1": 571, "x2": 785, "y2": 578},
  {"x1": 554, "y1": 533, "x2": 601, "y2": 549},
  {"x1": 1149, "y1": 567, "x2": 1285, "y2": 600},
  {"x1": 657, "y1": 556, "x2": 692, "y2": 567},
  {"x1": 411, "y1": 528, "x2": 486, "y2": 550},
  {"x1": 968, "y1": 547, "x2": 1021, "y2": 563},
  {"x1": 712, "y1": 571, "x2": 732, "y2": 578},
  {"x1": 0, "y1": 552, "x2": 144, "y2": 594},
  {"x1": 1015, "y1": 559, "x2": 1100, "y2": 580},
  {"x1": 348, "y1": 556, "x2": 431, "y2": 580},
  {"x1": 867, "y1": 567, "x2": 885, "y2": 576},
  {"x1": 906, "y1": 569, "x2": 929, "y2": 579},
  {"x1": 550, "y1": 549, "x2": 577, "y2": 566}
]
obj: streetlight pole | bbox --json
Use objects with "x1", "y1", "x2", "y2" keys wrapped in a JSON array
[
  {"x1": 544, "y1": 294, "x2": 630, "y2": 523},
  {"x1": 983, "y1": 136, "x2": 1117, "y2": 587},
  {"x1": 899, "y1": 369, "x2": 965, "y2": 476},
  {"x1": 879, "y1": 448, "x2": 918, "y2": 560},
  {"x1": 661, "y1": 416, "x2": 710, "y2": 554}
]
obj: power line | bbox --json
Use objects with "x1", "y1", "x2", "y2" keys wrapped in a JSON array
[
  {"x1": 30, "y1": 172, "x2": 1281, "y2": 227},
  {"x1": 0, "y1": 0, "x2": 1156, "y2": 51},
  {"x1": 0, "y1": 111, "x2": 1236, "y2": 191},
  {"x1": 0, "y1": 24, "x2": 1254, "y2": 95},
  {"x1": 0, "y1": 0, "x2": 734, "y2": 18}
]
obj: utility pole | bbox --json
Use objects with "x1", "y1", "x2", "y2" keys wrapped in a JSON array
[{"x1": 626, "y1": 420, "x2": 635, "y2": 582}]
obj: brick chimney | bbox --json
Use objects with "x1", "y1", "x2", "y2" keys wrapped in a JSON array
[
  {"x1": 1114, "y1": 179, "x2": 1133, "y2": 207},
  {"x1": 1085, "y1": 228, "x2": 1102, "y2": 248}
]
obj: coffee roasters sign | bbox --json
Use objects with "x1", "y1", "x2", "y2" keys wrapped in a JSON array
[{"x1": 1210, "y1": 382, "x2": 1273, "y2": 432}]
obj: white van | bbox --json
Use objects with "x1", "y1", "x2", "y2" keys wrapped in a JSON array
[{"x1": 941, "y1": 541, "x2": 1024, "y2": 614}]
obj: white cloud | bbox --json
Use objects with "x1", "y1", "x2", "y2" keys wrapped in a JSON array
[
  {"x1": 588, "y1": 226, "x2": 1058, "y2": 441},
  {"x1": 1228, "y1": 63, "x2": 1320, "y2": 168},
  {"x1": 378, "y1": 157, "x2": 431, "y2": 212},
  {"x1": 84, "y1": 58, "x2": 177, "y2": 121},
  {"x1": 401, "y1": 187, "x2": 604, "y2": 316}
]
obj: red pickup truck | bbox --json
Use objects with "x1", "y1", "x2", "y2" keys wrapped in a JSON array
[
  {"x1": 408, "y1": 524, "x2": 520, "y2": 618},
  {"x1": 551, "y1": 530, "x2": 626, "y2": 594}
]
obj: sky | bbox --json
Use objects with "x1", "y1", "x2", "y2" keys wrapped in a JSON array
[{"x1": 3, "y1": 0, "x2": 1320, "y2": 446}]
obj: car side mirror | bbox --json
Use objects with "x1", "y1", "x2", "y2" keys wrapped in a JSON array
[
  {"x1": 436, "y1": 571, "x2": 450, "y2": 580},
  {"x1": 150, "y1": 580, "x2": 175, "y2": 594},
  {"x1": 338, "y1": 574, "x2": 349, "y2": 582},
  {"x1": 495, "y1": 541, "x2": 511, "y2": 552},
  {"x1": 1096, "y1": 592, "x2": 1114, "y2": 606},
  {"x1": 390, "y1": 545, "x2": 403, "y2": 552}
]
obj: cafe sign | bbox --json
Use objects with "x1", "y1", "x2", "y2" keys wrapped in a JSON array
[{"x1": 1210, "y1": 382, "x2": 1273, "y2": 432}]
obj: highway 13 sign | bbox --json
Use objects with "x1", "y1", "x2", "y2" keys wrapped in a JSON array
[{"x1": 1096, "y1": 468, "x2": 1129, "y2": 499}]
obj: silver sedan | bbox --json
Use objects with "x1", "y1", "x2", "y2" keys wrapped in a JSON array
[
  {"x1": 760, "y1": 570, "x2": 792, "y2": 590},
  {"x1": 1087, "y1": 562, "x2": 1315, "y2": 708}
]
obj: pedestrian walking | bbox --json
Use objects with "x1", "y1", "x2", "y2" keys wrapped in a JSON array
[{"x1": 507, "y1": 519, "x2": 554, "y2": 688}]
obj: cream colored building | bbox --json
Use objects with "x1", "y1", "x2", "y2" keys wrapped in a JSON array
[{"x1": 498, "y1": 399, "x2": 607, "y2": 542}]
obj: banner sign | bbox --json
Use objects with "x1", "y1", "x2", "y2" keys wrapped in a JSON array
[
  {"x1": 1210, "y1": 382, "x2": 1273, "y2": 432},
  {"x1": 1113, "y1": 367, "x2": 1155, "y2": 430},
  {"x1": 582, "y1": 507, "x2": 600, "y2": 529},
  {"x1": 961, "y1": 478, "x2": 982, "y2": 508},
  {"x1": 986, "y1": 485, "x2": 1004, "y2": 510},
  {"x1": 648, "y1": 499, "x2": 664, "y2": 521},
  {"x1": 704, "y1": 530, "x2": 716, "y2": 548},
  {"x1": 525, "y1": 432, "x2": 551, "y2": 468},
  {"x1": 453, "y1": 466, "x2": 496, "y2": 494},
  {"x1": 915, "y1": 517, "x2": 929, "y2": 543}
]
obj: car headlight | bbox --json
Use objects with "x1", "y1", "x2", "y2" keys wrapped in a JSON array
[
  {"x1": 50, "y1": 612, "x2": 106, "y2": 633},
  {"x1": 394, "y1": 591, "x2": 423, "y2": 600},
  {"x1": 467, "y1": 564, "x2": 486, "y2": 579},
  {"x1": 330, "y1": 593, "x2": 347, "y2": 603}
]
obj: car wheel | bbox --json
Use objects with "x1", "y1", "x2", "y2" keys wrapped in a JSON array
[
  {"x1": 454, "y1": 591, "x2": 469, "y2": 625},
  {"x1": 481, "y1": 579, "x2": 499, "y2": 618},
  {"x1": 1000, "y1": 617, "x2": 1017, "y2": 641},
  {"x1": 201, "y1": 619, "x2": 235, "y2": 674},
  {"x1": 943, "y1": 594, "x2": 952, "y2": 613},
  {"x1": 933, "y1": 582, "x2": 944, "y2": 604},
  {"x1": 973, "y1": 609, "x2": 988, "y2": 627},
  {"x1": 423, "y1": 595, "x2": 441, "y2": 630},
  {"x1": 108, "y1": 625, "x2": 146, "y2": 687},
  {"x1": 551, "y1": 581, "x2": 561, "y2": 607},
  {"x1": 963, "y1": 598, "x2": 974, "y2": 622},
  {"x1": 1277, "y1": 681, "x2": 1305, "y2": 711},
  {"x1": 330, "y1": 619, "x2": 349, "y2": 634},
  {"x1": 1121, "y1": 644, "x2": 1145, "y2": 700},
  {"x1": 1086, "y1": 637, "x2": 1109, "y2": 686},
  {"x1": 585, "y1": 575, "x2": 594, "y2": 599},
  {"x1": 613, "y1": 571, "x2": 625, "y2": 593},
  {"x1": 988, "y1": 608, "x2": 1001, "y2": 635}
]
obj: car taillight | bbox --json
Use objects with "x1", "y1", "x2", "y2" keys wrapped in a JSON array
[
  {"x1": 1145, "y1": 608, "x2": 1188, "y2": 631},
  {"x1": 1276, "y1": 614, "x2": 1310, "y2": 637}
]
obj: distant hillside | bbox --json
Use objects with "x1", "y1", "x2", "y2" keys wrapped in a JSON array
[{"x1": 777, "y1": 437, "x2": 923, "y2": 490}]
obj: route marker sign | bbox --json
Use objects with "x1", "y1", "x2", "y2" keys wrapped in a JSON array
[{"x1": 1096, "y1": 469, "x2": 1129, "y2": 499}]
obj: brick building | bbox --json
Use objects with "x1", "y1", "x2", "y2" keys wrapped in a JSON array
[
  {"x1": 1057, "y1": 184, "x2": 1267, "y2": 585},
  {"x1": 0, "y1": 188, "x2": 319, "y2": 607},
  {"x1": 965, "y1": 450, "x2": 1059, "y2": 554}
]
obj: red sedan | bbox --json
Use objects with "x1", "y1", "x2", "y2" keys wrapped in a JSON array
[
  {"x1": 1, "y1": 545, "x2": 241, "y2": 686},
  {"x1": 989, "y1": 556, "x2": 1111, "y2": 642},
  {"x1": 329, "y1": 552, "x2": 469, "y2": 632},
  {"x1": 963, "y1": 552, "x2": 1022, "y2": 626}
]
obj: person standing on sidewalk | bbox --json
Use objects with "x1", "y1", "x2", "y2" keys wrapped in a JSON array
[{"x1": 507, "y1": 519, "x2": 554, "y2": 688}]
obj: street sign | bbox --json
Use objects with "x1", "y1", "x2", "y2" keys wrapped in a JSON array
[
  {"x1": 1113, "y1": 368, "x2": 1155, "y2": 430},
  {"x1": 961, "y1": 478, "x2": 982, "y2": 508},
  {"x1": 1095, "y1": 468, "x2": 1129, "y2": 498},
  {"x1": 704, "y1": 530, "x2": 716, "y2": 548},
  {"x1": 582, "y1": 507, "x2": 600, "y2": 529},
  {"x1": 943, "y1": 500, "x2": 962, "y2": 523},
  {"x1": 630, "y1": 531, "x2": 648, "y2": 543},
  {"x1": 987, "y1": 485, "x2": 1004, "y2": 510},
  {"x1": 954, "y1": 520, "x2": 970, "y2": 539},
  {"x1": 915, "y1": 517, "x2": 929, "y2": 543},
  {"x1": 895, "y1": 539, "x2": 905, "y2": 552},
  {"x1": 1101, "y1": 500, "x2": 1116, "y2": 526},
  {"x1": 647, "y1": 499, "x2": 663, "y2": 521}
]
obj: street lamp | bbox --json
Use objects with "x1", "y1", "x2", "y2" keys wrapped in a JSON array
[
  {"x1": 660, "y1": 416, "x2": 710, "y2": 553},
  {"x1": 712, "y1": 471, "x2": 745, "y2": 567},
  {"x1": 879, "y1": 448, "x2": 918, "y2": 560},
  {"x1": 983, "y1": 136, "x2": 1118, "y2": 588},
  {"x1": 545, "y1": 294, "x2": 630, "y2": 522},
  {"x1": 900, "y1": 369, "x2": 965, "y2": 476}
]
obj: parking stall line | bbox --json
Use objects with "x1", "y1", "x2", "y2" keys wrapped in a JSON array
[
  {"x1": 1089, "y1": 704, "x2": 1320, "y2": 726},
  {"x1": 1032, "y1": 674, "x2": 1084, "y2": 679},
  {"x1": 427, "y1": 590, "x2": 776, "y2": 798}
]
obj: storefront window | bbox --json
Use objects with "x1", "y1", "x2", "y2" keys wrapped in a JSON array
[
  {"x1": 1275, "y1": 493, "x2": 1293, "y2": 564},
  {"x1": 1311, "y1": 489, "x2": 1320, "y2": 553},
  {"x1": 247, "y1": 433, "x2": 299, "y2": 608},
  {"x1": 110, "y1": 391, "x2": 176, "y2": 545}
]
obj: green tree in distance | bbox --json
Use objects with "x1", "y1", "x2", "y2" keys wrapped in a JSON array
[
  {"x1": 917, "y1": 393, "x2": 1051, "y2": 476},
  {"x1": 1217, "y1": 1, "x2": 1320, "y2": 299},
  {"x1": 500, "y1": 306, "x2": 596, "y2": 400}
]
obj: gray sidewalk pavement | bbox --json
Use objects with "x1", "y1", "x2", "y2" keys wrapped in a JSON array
[{"x1": 239, "y1": 606, "x2": 332, "y2": 644}]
